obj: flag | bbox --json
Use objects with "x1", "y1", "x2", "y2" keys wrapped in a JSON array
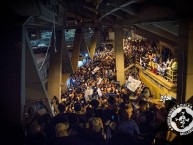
[{"x1": 127, "y1": 76, "x2": 141, "y2": 92}]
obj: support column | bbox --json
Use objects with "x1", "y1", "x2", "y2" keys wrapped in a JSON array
[
  {"x1": 48, "y1": 30, "x2": 63, "y2": 103},
  {"x1": 61, "y1": 34, "x2": 72, "y2": 93},
  {"x1": 71, "y1": 28, "x2": 82, "y2": 72},
  {"x1": 89, "y1": 28, "x2": 99, "y2": 59},
  {"x1": 81, "y1": 36, "x2": 90, "y2": 58},
  {"x1": 61, "y1": 73, "x2": 71, "y2": 93},
  {"x1": 62, "y1": 32, "x2": 73, "y2": 74},
  {"x1": 177, "y1": 20, "x2": 193, "y2": 103},
  {"x1": 185, "y1": 21, "x2": 193, "y2": 102},
  {"x1": 114, "y1": 26, "x2": 125, "y2": 85},
  {"x1": 0, "y1": 26, "x2": 26, "y2": 127}
]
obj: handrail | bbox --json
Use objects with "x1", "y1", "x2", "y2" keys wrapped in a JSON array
[{"x1": 136, "y1": 64, "x2": 177, "y2": 91}]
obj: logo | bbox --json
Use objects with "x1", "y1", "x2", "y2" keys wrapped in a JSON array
[{"x1": 167, "y1": 104, "x2": 193, "y2": 135}]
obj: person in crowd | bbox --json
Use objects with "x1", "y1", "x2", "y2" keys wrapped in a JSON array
[
  {"x1": 103, "y1": 96, "x2": 118, "y2": 123},
  {"x1": 136, "y1": 100, "x2": 155, "y2": 145},
  {"x1": 153, "y1": 99, "x2": 179, "y2": 145},
  {"x1": 41, "y1": 113, "x2": 54, "y2": 145},
  {"x1": 85, "y1": 107, "x2": 106, "y2": 145},
  {"x1": 51, "y1": 96, "x2": 59, "y2": 115},
  {"x1": 51, "y1": 103, "x2": 70, "y2": 138},
  {"x1": 107, "y1": 102, "x2": 139, "y2": 145},
  {"x1": 89, "y1": 99, "x2": 104, "y2": 119},
  {"x1": 117, "y1": 103, "x2": 140, "y2": 137},
  {"x1": 171, "y1": 58, "x2": 178, "y2": 71}
]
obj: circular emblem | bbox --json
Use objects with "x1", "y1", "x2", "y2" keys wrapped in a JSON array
[{"x1": 167, "y1": 103, "x2": 193, "y2": 135}]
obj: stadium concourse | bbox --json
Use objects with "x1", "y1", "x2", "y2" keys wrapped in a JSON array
[
  {"x1": 24, "y1": 38, "x2": 183, "y2": 145},
  {"x1": 1, "y1": 1, "x2": 193, "y2": 145}
]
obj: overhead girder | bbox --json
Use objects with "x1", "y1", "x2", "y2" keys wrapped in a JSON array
[
  {"x1": 132, "y1": 25, "x2": 177, "y2": 46},
  {"x1": 99, "y1": 0, "x2": 139, "y2": 21},
  {"x1": 152, "y1": 22, "x2": 178, "y2": 36},
  {"x1": 135, "y1": 23, "x2": 178, "y2": 43},
  {"x1": 114, "y1": 5, "x2": 176, "y2": 25}
]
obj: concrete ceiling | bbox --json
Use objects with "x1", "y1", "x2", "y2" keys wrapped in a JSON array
[
  {"x1": 63, "y1": 0, "x2": 192, "y2": 44},
  {"x1": 6, "y1": 0, "x2": 193, "y2": 44}
]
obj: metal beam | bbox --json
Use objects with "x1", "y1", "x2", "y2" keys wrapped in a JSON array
[
  {"x1": 99, "y1": 0, "x2": 138, "y2": 21},
  {"x1": 81, "y1": 35, "x2": 91, "y2": 58},
  {"x1": 106, "y1": 3, "x2": 136, "y2": 16},
  {"x1": 113, "y1": 6, "x2": 176, "y2": 25},
  {"x1": 153, "y1": 22, "x2": 178, "y2": 36},
  {"x1": 134, "y1": 24, "x2": 177, "y2": 45},
  {"x1": 109, "y1": 13, "x2": 125, "y2": 20},
  {"x1": 120, "y1": 7, "x2": 136, "y2": 16},
  {"x1": 135, "y1": 23, "x2": 178, "y2": 42}
]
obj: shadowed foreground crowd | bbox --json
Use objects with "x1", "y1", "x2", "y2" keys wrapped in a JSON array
[{"x1": 23, "y1": 41, "x2": 191, "y2": 145}]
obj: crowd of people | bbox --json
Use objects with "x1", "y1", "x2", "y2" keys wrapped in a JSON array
[
  {"x1": 25, "y1": 39, "x2": 181, "y2": 145},
  {"x1": 123, "y1": 38, "x2": 178, "y2": 82}
]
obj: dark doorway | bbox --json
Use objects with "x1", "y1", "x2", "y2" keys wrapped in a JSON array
[{"x1": 161, "y1": 47, "x2": 172, "y2": 62}]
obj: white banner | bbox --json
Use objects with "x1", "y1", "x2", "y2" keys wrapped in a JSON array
[
  {"x1": 97, "y1": 88, "x2": 102, "y2": 97},
  {"x1": 127, "y1": 76, "x2": 141, "y2": 92},
  {"x1": 84, "y1": 87, "x2": 93, "y2": 101},
  {"x1": 97, "y1": 77, "x2": 103, "y2": 84},
  {"x1": 92, "y1": 66, "x2": 100, "y2": 74}
]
